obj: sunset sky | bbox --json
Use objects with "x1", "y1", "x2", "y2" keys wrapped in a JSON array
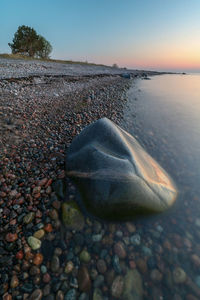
[{"x1": 1, "y1": 0, "x2": 200, "y2": 72}]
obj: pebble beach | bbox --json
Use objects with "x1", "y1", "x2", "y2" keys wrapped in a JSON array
[{"x1": 1, "y1": 58, "x2": 200, "y2": 300}]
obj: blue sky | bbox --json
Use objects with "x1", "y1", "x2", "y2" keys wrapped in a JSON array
[{"x1": 0, "y1": 0, "x2": 200, "y2": 71}]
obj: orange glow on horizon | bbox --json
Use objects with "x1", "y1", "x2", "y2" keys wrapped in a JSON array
[{"x1": 115, "y1": 42, "x2": 200, "y2": 70}]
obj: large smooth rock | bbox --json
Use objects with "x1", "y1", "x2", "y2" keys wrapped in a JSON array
[{"x1": 66, "y1": 118, "x2": 177, "y2": 220}]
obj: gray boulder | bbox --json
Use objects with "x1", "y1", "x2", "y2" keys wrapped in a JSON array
[{"x1": 66, "y1": 118, "x2": 177, "y2": 220}]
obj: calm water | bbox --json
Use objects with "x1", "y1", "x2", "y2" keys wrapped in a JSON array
[
  {"x1": 123, "y1": 74, "x2": 200, "y2": 203},
  {"x1": 120, "y1": 74, "x2": 200, "y2": 299}
]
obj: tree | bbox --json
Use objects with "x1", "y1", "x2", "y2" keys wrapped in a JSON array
[
  {"x1": 8, "y1": 25, "x2": 52, "y2": 59},
  {"x1": 35, "y1": 35, "x2": 52, "y2": 59},
  {"x1": 112, "y1": 63, "x2": 119, "y2": 68}
]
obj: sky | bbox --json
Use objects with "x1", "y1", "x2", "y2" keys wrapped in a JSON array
[{"x1": 0, "y1": 0, "x2": 200, "y2": 72}]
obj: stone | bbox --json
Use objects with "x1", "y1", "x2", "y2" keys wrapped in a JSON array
[
  {"x1": 191, "y1": 254, "x2": 200, "y2": 267},
  {"x1": 56, "y1": 290, "x2": 64, "y2": 300},
  {"x1": 43, "y1": 284, "x2": 51, "y2": 296},
  {"x1": 79, "y1": 250, "x2": 91, "y2": 263},
  {"x1": 90, "y1": 269, "x2": 98, "y2": 280},
  {"x1": 77, "y1": 266, "x2": 91, "y2": 293},
  {"x1": 64, "y1": 289, "x2": 76, "y2": 300},
  {"x1": 186, "y1": 295, "x2": 199, "y2": 300},
  {"x1": 130, "y1": 234, "x2": 141, "y2": 246},
  {"x1": 34, "y1": 229, "x2": 45, "y2": 239},
  {"x1": 30, "y1": 266, "x2": 40, "y2": 276},
  {"x1": 10, "y1": 275, "x2": 19, "y2": 288},
  {"x1": 114, "y1": 242, "x2": 127, "y2": 259},
  {"x1": 65, "y1": 261, "x2": 74, "y2": 274},
  {"x1": 136, "y1": 258, "x2": 147, "y2": 274},
  {"x1": 105, "y1": 269, "x2": 115, "y2": 286},
  {"x1": 111, "y1": 276, "x2": 124, "y2": 298},
  {"x1": 29, "y1": 289, "x2": 43, "y2": 300},
  {"x1": 51, "y1": 256, "x2": 60, "y2": 273},
  {"x1": 195, "y1": 276, "x2": 200, "y2": 288},
  {"x1": 94, "y1": 275, "x2": 104, "y2": 288},
  {"x1": 66, "y1": 118, "x2": 177, "y2": 220},
  {"x1": 186, "y1": 277, "x2": 200, "y2": 297},
  {"x1": 150, "y1": 269, "x2": 163, "y2": 281},
  {"x1": 79, "y1": 293, "x2": 89, "y2": 300},
  {"x1": 33, "y1": 186, "x2": 41, "y2": 194},
  {"x1": 97, "y1": 259, "x2": 107, "y2": 274},
  {"x1": 2, "y1": 293, "x2": 12, "y2": 300},
  {"x1": 92, "y1": 234, "x2": 103, "y2": 242},
  {"x1": 33, "y1": 253, "x2": 43, "y2": 265},
  {"x1": 93, "y1": 288, "x2": 103, "y2": 300},
  {"x1": 28, "y1": 236, "x2": 41, "y2": 250},
  {"x1": 5, "y1": 233, "x2": 17, "y2": 242},
  {"x1": 43, "y1": 273, "x2": 51, "y2": 283},
  {"x1": 53, "y1": 179, "x2": 66, "y2": 198},
  {"x1": 173, "y1": 267, "x2": 187, "y2": 284},
  {"x1": 70, "y1": 277, "x2": 78, "y2": 289},
  {"x1": 112, "y1": 255, "x2": 121, "y2": 274},
  {"x1": 23, "y1": 212, "x2": 35, "y2": 224},
  {"x1": 126, "y1": 222, "x2": 136, "y2": 233},
  {"x1": 62, "y1": 201, "x2": 85, "y2": 231},
  {"x1": 123, "y1": 269, "x2": 143, "y2": 300},
  {"x1": 41, "y1": 265, "x2": 47, "y2": 274},
  {"x1": 49, "y1": 209, "x2": 59, "y2": 220},
  {"x1": 142, "y1": 246, "x2": 152, "y2": 257}
]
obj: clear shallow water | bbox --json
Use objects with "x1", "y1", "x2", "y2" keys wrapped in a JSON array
[
  {"x1": 123, "y1": 74, "x2": 200, "y2": 201},
  {"x1": 120, "y1": 74, "x2": 200, "y2": 299}
]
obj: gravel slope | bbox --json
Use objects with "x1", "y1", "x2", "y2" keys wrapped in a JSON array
[{"x1": 0, "y1": 59, "x2": 133, "y2": 299}]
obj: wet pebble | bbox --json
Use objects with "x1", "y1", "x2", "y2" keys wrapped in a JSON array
[
  {"x1": 79, "y1": 250, "x2": 91, "y2": 263},
  {"x1": 77, "y1": 266, "x2": 91, "y2": 293},
  {"x1": 29, "y1": 289, "x2": 43, "y2": 300},
  {"x1": 126, "y1": 222, "x2": 136, "y2": 233},
  {"x1": 111, "y1": 275, "x2": 124, "y2": 298},
  {"x1": 23, "y1": 212, "x2": 35, "y2": 224},
  {"x1": 136, "y1": 258, "x2": 147, "y2": 274},
  {"x1": 5, "y1": 233, "x2": 18, "y2": 243},
  {"x1": 97, "y1": 259, "x2": 107, "y2": 274},
  {"x1": 51, "y1": 255, "x2": 60, "y2": 273},
  {"x1": 93, "y1": 288, "x2": 103, "y2": 300},
  {"x1": 130, "y1": 234, "x2": 141, "y2": 246},
  {"x1": 64, "y1": 261, "x2": 74, "y2": 274},
  {"x1": 28, "y1": 236, "x2": 41, "y2": 250},
  {"x1": 33, "y1": 229, "x2": 45, "y2": 239},
  {"x1": 56, "y1": 290, "x2": 64, "y2": 300},
  {"x1": 150, "y1": 269, "x2": 163, "y2": 281},
  {"x1": 112, "y1": 255, "x2": 121, "y2": 274},
  {"x1": 94, "y1": 275, "x2": 104, "y2": 288},
  {"x1": 92, "y1": 234, "x2": 103, "y2": 242},
  {"x1": 173, "y1": 267, "x2": 187, "y2": 284},
  {"x1": 10, "y1": 275, "x2": 19, "y2": 289},
  {"x1": 33, "y1": 253, "x2": 43, "y2": 265},
  {"x1": 64, "y1": 288, "x2": 76, "y2": 300}
]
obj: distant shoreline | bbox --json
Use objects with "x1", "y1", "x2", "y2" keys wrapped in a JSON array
[{"x1": 0, "y1": 53, "x2": 176, "y2": 80}]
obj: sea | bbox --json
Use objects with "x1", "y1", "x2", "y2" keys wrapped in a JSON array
[{"x1": 120, "y1": 73, "x2": 200, "y2": 299}]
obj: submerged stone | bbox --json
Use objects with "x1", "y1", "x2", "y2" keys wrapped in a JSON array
[
  {"x1": 62, "y1": 201, "x2": 85, "y2": 231},
  {"x1": 123, "y1": 269, "x2": 143, "y2": 300},
  {"x1": 66, "y1": 118, "x2": 177, "y2": 220}
]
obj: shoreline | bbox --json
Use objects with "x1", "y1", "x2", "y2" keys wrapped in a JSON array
[{"x1": 0, "y1": 60, "x2": 193, "y2": 299}]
